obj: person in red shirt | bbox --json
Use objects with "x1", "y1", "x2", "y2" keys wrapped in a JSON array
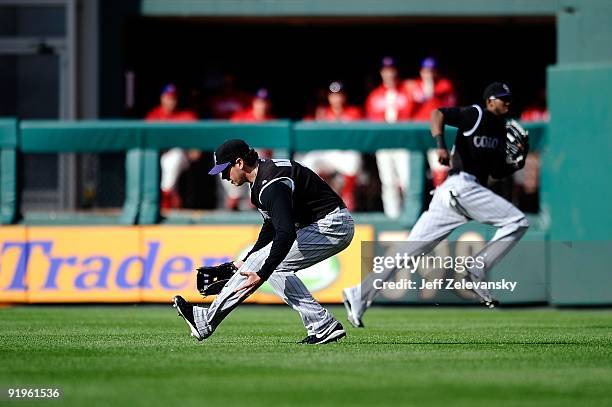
[
  {"x1": 520, "y1": 89, "x2": 549, "y2": 122},
  {"x1": 365, "y1": 57, "x2": 412, "y2": 219},
  {"x1": 206, "y1": 73, "x2": 251, "y2": 119},
  {"x1": 145, "y1": 84, "x2": 198, "y2": 209},
  {"x1": 405, "y1": 57, "x2": 457, "y2": 187},
  {"x1": 230, "y1": 88, "x2": 275, "y2": 122},
  {"x1": 404, "y1": 57, "x2": 457, "y2": 120},
  {"x1": 299, "y1": 81, "x2": 363, "y2": 210},
  {"x1": 146, "y1": 84, "x2": 198, "y2": 121}
]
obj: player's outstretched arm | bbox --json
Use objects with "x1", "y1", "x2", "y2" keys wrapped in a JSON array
[{"x1": 431, "y1": 109, "x2": 450, "y2": 166}]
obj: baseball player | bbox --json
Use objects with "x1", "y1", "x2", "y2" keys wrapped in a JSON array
[
  {"x1": 343, "y1": 82, "x2": 530, "y2": 328},
  {"x1": 173, "y1": 139, "x2": 354, "y2": 344}
]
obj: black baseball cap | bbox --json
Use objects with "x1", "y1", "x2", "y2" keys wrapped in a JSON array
[
  {"x1": 483, "y1": 82, "x2": 512, "y2": 100},
  {"x1": 208, "y1": 139, "x2": 251, "y2": 175}
]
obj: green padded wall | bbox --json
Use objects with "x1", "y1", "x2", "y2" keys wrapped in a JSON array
[{"x1": 546, "y1": 63, "x2": 612, "y2": 304}]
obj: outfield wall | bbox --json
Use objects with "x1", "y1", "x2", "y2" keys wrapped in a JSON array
[
  {"x1": 0, "y1": 224, "x2": 552, "y2": 305},
  {"x1": 0, "y1": 225, "x2": 372, "y2": 304},
  {"x1": 0, "y1": 119, "x2": 610, "y2": 305}
]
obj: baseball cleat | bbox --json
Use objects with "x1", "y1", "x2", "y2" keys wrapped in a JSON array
[
  {"x1": 465, "y1": 271, "x2": 498, "y2": 307},
  {"x1": 300, "y1": 321, "x2": 346, "y2": 345},
  {"x1": 342, "y1": 287, "x2": 364, "y2": 328},
  {"x1": 481, "y1": 299, "x2": 500, "y2": 309},
  {"x1": 172, "y1": 295, "x2": 203, "y2": 341}
]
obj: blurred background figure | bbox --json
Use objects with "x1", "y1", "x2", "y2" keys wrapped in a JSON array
[
  {"x1": 365, "y1": 57, "x2": 412, "y2": 218},
  {"x1": 231, "y1": 87, "x2": 275, "y2": 122},
  {"x1": 512, "y1": 88, "x2": 548, "y2": 213},
  {"x1": 222, "y1": 88, "x2": 276, "y2": 210},
  {"x1": 145, "y1": 83, "x2": 198, "y2": 209},
  {"x1": 405, "y1": 57, "x2": 457, "y2": 187},
  {"x1": 520, "y1": 88, "x2": 549, "y2": 122},
  {"x1": 206, "y1": 73, "x2": 251, "y2": 119},
  {"x1": 298, "y1": 81, "x2": 363, "y2": 210}
]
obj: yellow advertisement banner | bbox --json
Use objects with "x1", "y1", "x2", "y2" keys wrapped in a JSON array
[
  {"x1": 0, "y1": 226, "x2": 28, "y2": 303},
  {"x1": 0, "y1": 225, "x2": 372, "y2": 304}
]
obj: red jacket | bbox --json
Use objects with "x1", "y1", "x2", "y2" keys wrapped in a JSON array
[
  {"x1": 145, "y1": 107, "x2": 198, "y2": 121},
  {"x1": 405, "y1": 78, "x2": 456, "y2": 120},
  {"x1": 317, "y1": 106, "x2": 363, "y2": 121},
  {"x1": 521, "y1": 107, "x2": 549, "y2": 121},
  {"x1": 365, "y1": 84, "x2": 412, "y2": 122},
  {"x1": 230, "y1": 109, "x2": 275, "y2": 122}
]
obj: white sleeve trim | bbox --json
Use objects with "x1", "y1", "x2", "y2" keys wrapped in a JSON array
[
  {"x1": 258, "y1": 177, "x2": 295, "y2": 205},
  {"x1": 462, "y1": 104, "x2": 483, "y2": 137}
]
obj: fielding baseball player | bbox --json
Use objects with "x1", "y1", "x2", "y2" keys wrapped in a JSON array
[
  {"x1": 173, "y1": 139, "x2": 354, "y2": 344},
  {"x1": 343, "y1": 82, "x2": 530, "y2": 327}
]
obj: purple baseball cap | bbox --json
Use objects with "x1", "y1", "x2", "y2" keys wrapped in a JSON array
[
  {"x1": 421, "y1": 57, "x2": 437, "y2": 69},
  {"x1": 255, "y1": 88, "x2": 270, "y2": 100},
  {"x1": 161, "y1": 83, "x2": 177, "y2": 96},
  {"x1": 208, "y1": 139, "x2": 251, "y2": 176},
  {"x1": 381, "y1": 56, "x2": 397, "y2": 68}
]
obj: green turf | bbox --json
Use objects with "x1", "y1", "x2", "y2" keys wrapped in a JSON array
[{"x1": 1, "y1": 306, "x2": 611, "y2": 407}]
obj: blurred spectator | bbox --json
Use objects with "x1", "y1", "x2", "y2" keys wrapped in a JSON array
[
  {"x1": 206, "y1": 73, "x2": 251, "y2": 119},
  {"x1": 405, "y1": 57, "x2": 457, "y2": 120},
  {"x1": 405, "y1": 57, "x2": 457, "y2": 187},
  {"x1": 513, "y1": 89, "x2": 547, "y2": 213},
  {"x1": 231, "y1": 88, "x2": 275, "y2": 122},
  {"x1": 520, "y1": 89, "x2": 549, "y2": 122},
  {"x1": 222, "y1": 88, "x2": 275, "y2": 210},
  {"x1": 298, "y1": 81, "x2": 363, "y2": 210},
  {"x1": 146, "y1": 84, "x2": 198, "y2": 121},
  {"x1": 365, "y1": 56, "x2": 412, "y2": 219},
  {"x1": 512, "y1": 153, "x2": 540, "y2": 213},
  {"x1": 145, "y1": 84, "x2": 198, "y2": 209}
]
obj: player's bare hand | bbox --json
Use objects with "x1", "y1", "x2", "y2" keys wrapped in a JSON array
[
  {"x1": 437, "y1": 148, "x2": 450, "y2": 166},
  {"x1": 233, "y1": 271, "x2": 263, "y2": 294}
]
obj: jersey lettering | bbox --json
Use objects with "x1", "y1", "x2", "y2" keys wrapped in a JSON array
[{"x1": 473, "y1": 135, "x2": 499, "y2": 149}]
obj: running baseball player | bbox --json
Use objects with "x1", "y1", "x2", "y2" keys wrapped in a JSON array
[
  {"x1": 173, "y1": 139, "x2": 354, "y2": 344},
  {"x1": 343, "y1": 82, "x2": 530, "y2": 327}
]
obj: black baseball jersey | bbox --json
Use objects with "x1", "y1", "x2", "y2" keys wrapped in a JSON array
[
  {"x1": 245, "y1": 159, "x2": 346, "y2": 279},
  {"x1": 439, "y1": 104, "x2": 509, "y2": 184}
]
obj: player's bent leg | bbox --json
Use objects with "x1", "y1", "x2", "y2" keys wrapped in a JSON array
[
  {"x1": 269, "y1": 208, "x2": 353, "y2": 342},
  {"x1": 344, "y1": 178, "x2": 469, "y2": 327},
  {"x1": 450, "y1": 176, "x2": 530, "y2": 305},
  {"x1": 267, "y1": 271, "x2": 345, "y2": 344}
]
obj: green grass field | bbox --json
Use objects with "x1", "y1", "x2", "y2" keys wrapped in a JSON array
[{"x1": 1, "y1": 305, "x2": 611, "y2": 407}]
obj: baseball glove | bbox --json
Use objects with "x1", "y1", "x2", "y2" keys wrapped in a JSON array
[
  {"x1": 196, "y1": 262, "x2": 238, "y2": 296},
  {"x1": 504, "y1": 119, "x2": 529, "y2": 168}
]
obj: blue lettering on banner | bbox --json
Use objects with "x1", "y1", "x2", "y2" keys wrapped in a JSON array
[
  {"x1": 75, "y1": 256, "x2": 111, "y2": 289},
  {"x1": 4, "y1": 241, "x2": 52, "y2": 290},
  {"x1": 116, "y1": 242, "x2": 160, "y2": 289},
  {"x1": 44, "y1": 257, "x2": 77, "y2": 289},
  {"x1": 160, "y1": 256, "x2": 193, "y2": 290},
  {"x1": 0, "y1": 239, "x2": 241, "y2": 292}
]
